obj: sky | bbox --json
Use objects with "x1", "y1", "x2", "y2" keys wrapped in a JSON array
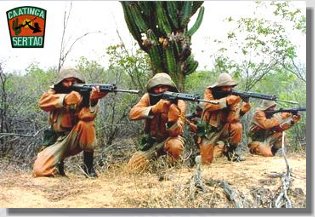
[{"x1": 0, "y1": 1, "x2": 307, "y2": 73}]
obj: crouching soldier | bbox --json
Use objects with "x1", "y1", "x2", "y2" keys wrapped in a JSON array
[
  {"x1": 33, "y1": 67, "x2": 108, "y2": 178},
  {"x1": 247, "y1": 100, "x2": 301, "y2": 157},
  {"x1": 199, "y1": 72, "x2": 251, "y2": 164},
  {"x1": 127, "y1": 73, "x2": 186, "y2": 172}
]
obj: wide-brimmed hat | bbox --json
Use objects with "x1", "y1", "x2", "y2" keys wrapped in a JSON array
[
  {"x1": 208, "y1": 72, "x2": 237, "y2": 88},
  {"x1": 259, "y1": 100, "x2": 277, "y2": 110},
  {"x1": 146, "y1": 72, "x2": 178, "y2": 92},
  {"x1": 54, "y1": 67, "x2": 85, "y2": 86}
]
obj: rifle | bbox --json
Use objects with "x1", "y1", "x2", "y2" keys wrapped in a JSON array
[
  {"x1": 230, "y1": 90, "x2": 299, "y2": 104},
  {"x1": 231, "y1": 90, "x2": 277, "y2": 101},
  {"x1": 71, "y1": 83, "x2": 140, "y2": 106},
  {"x1": 150, "y1": 91, "x2": 219, "y2": 105},
  {"x1": 266, "y1": 108, "x2": 306, "y2": 116}
]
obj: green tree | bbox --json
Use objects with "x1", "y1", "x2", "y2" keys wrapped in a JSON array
[{"x1": 211, "y1": 1, "x2": 306, "y2": 91}]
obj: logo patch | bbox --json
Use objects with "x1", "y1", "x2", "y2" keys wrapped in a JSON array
[{"x1": 6, "y1": 6, "x2": 47, "y2": 48}]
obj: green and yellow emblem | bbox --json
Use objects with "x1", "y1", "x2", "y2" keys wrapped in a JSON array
[{"x1": 6, "y1": 6, "x2": 47, "y2": 48}]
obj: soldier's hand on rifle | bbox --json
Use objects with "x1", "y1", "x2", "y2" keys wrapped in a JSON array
[
  {"x1": 281, "y1": 112, "x2": 291, "y2": 119},
  {"x1": 151, "y1": 99, "x2": 171, "y2": 114},
  {"x1": 241, "y1": 96, "x2": 250, "y2": 103},
  {"x1": 292, "y1": 114, "x2": 301, "y2": 123},
  {"x1": 64, "y1": 91, "x2": 82, "y2": 106},
  {"x1": 242, "y1": 101, "x2": 251, "y2": 113},
  {"x1": 168, "y1": 104, "x2": 181, "y2": 122},
  {"x1": 279, "y1": 119, "x2": 292, "y2": 130},
  {"x1": 226, "y1": 95, "x2": 241, "y2": 105},
  {"x1": 189, "y1": 122, "x2": 198, "y2": 133},
  {"x1": 90, "y1": 86, "x2": 108, "y2": 102}
]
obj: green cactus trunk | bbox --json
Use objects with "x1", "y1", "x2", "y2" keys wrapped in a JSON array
[{"x1": 121, "y1": 1, "x2": 204, "y2": 91}]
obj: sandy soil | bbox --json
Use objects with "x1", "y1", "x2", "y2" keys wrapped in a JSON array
[{"x1": 0, "y1": 153, "x2": 307, "y2": 208}]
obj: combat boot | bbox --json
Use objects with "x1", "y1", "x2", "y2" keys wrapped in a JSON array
[
  {"x1": 82, "y1": 151, "x2": 98, "y2": 178},
  {"x1": 225, "y1": 145, "x2": 245, "y2": 162},
  {"x1": 56, "y1": 160, "x2": 66, "y2": 176},
  {"x1": 271, "y1": 146, "x2": 279, "y2": 156}
]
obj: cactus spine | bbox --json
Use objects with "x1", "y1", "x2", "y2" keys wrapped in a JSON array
[{"x1": 121, "y1": 1, "x2": 204, "y2": 91}]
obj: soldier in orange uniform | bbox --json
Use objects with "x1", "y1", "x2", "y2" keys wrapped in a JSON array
[
  {"x1": 247, "y1": 100, "x2": 301, "y2": 157},
  {"x1": 33, "y1": 68, "x2": 107, "y2": 178},
  {"x1": 127, "y1": 73, "x2": 186, "y2": 171},
  {"x1": 199, "y1": 73, "x2": 251, "y2": 164}
]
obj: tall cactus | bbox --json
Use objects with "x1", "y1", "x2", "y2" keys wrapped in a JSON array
[{"x1": 121, "y1": 1, "x2": 204, "y2": 91}]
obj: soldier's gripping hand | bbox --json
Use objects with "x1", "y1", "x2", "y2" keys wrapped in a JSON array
[
  {"x1": 292, "y1": 114, "x2": 301, "y2": 123},
  {"x1": 226, "y1": 95, "x2": 241, "y2": 105},
  {"x1": 281, "y1": 112, "x2": 291, "y2": 119},
  {"x1": 151, "y1": 99, "x2": 171, "y2": 114},
  {"x1": 279, "y1": 119, "x2": 292, "y2": 130},
  {"x1": 90, "y1": 86, "x2": 108, "y2": 101},
  {"x1": 242, "y1": 102, "x2": 251, "y2": 113},
  {"x1": 168, "y1": 104, "x2": 181, "y2": 123},
  {"x1": 64, "y1": 91, "x2": 82, "y2": 106}
]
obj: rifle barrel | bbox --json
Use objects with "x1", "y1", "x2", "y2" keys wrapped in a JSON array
[
  {"x1": 114, "y1": 89, "x2": 140, "y2": 94},
  {"x1": 231, "y1": 90, "x2": 277, "y2": 101},
  {"x1": 276, "y1": 99, "x2": 299, "y2": 104},
  {"x1": 267, "y1": 108, "x2": 306, "y2": 115}
]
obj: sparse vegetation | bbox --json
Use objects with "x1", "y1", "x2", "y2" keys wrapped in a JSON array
[{"x1": 0, "y1": 1, "x2": 307, "y2": 209}]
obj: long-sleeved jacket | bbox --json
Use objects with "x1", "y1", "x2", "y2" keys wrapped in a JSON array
[
  {"x1": 202, "y1": 88, "x2": 251, "y2": 128},
  {"x1": 249, "y1": 109, "x2": 297, "y2": 139},
  {"x1": 129, "y1": 93, "x2": 186, "y2": 140},
  {"x1": 39, "y1": 89, "x2": 98, "y2": 133}
]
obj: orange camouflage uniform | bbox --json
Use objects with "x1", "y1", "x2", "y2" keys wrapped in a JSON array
[
  {"x1": 33, "y1": 87, "x2": 99, "y2": 177},
  {"x1": 129, "y1": 93, "x2": 186, "y2": 160},
  {"x1": 199, "y1": 87, "x2": 251, "y2": 164},
  {"x1": 248, "y1": 108, "x2": 300, "y2": 157}
]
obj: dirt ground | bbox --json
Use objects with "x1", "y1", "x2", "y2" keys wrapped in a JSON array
[{"x1": 0, "y1": 152, "x2": 307, "y2": 208}]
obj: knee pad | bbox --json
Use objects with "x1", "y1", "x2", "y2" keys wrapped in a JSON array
[{"x1": 164, "y1": 138, "x2": 184, "y2": 159}]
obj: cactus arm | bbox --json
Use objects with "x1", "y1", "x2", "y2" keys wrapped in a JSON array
[
  {"x1": 156, "y1": 2, "x2": 172, "y2": 34},
  {"x1": 121, "y1": 2, "x2": 148, "y2": 52},
  {"x1": 187, "y1": 6, "x2": 205, "y2": 37},
  {"x1": 192, "y1": 1, "x2": 204, "y2": 15},
  {"x1": 166, "y1": 2, "x2": 180, "y2": 30},
  {"x1": 180, "y1": 1, "x2": 193, "y2": 27}
]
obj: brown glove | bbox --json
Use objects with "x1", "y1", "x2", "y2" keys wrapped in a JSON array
[
  {"x1": 189, "y1": 122, "x2": 198, "y2": 133},
  {"x1": 151, "y1": 99, "x2": 171, "y2": 114},
  {"x1": 279, "y1": 119, "x2": 292, "y2": 130},
  {"x1": 226, "y1": 95, "x2": 241, "y2": 105},
  {"x1": 292, "y1": 114, "x2": 301, "y2": 123},
  {"x1": 64, "y1": 91, "x2": 82, "y2": 106},
  {"x1": 90, "y1": 86, "x2": 108, "y2": 102},
  {"x1": 242, "y1": 102, "x2": 251, "y2": 113},
  {"x1": 281, "y1": 112, "x2": 291, "y2": 119},
  {"x1": 167, "y1": 104, "x2": 181, "y2": 122}
]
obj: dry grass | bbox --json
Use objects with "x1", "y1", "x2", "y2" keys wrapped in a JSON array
[{"x1": 0, "y1": 152, "x2": 307, "y2": 208}]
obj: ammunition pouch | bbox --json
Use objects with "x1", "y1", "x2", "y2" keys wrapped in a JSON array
[
  {"x1": 196, "y1": 121, "x2": 216, "y2": 138},
  {"x1": 139, "y1": 135, "x2": 157, "y2": 151},
  {"x1": 42, "y1": 128, "x2": 68, "y2": 148},
  {"x1": 43, "y1": 128, "x2": 58, "y2": 147}
]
